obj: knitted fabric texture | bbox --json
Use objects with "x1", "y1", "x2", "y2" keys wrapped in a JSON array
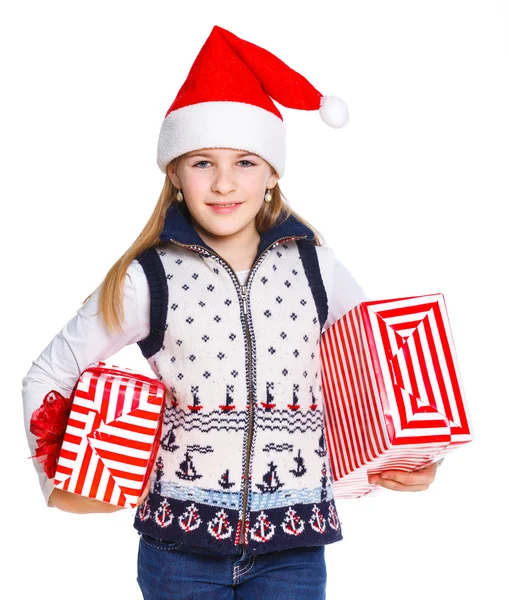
[{"x1": 133, "y1": 202, "x2": 342, "y2": 556}]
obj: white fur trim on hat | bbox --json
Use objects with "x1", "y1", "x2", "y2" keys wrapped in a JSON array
[{"x1": 157, "y1": 101, "x2": 286, "y2": 178}]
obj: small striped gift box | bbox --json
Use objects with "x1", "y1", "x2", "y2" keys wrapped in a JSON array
[
  {"x1": 320, "y1": 293, "x2": 473, "y2": 499},
  {"x1": 54, "y1": 361, "x2": 166, "y2": 508}
]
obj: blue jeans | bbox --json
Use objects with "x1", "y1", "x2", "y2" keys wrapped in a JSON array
[{"x1": 137, "y1": 534, "x2": 327, "y2": 599}]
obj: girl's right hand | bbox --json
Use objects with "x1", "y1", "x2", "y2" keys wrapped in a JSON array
[
  {"x1": 48, "y1": 488, "x2": 125, "y2": 513},
  {"x1": 48, "y1": 481, "x2": 150, "y2": 513}
]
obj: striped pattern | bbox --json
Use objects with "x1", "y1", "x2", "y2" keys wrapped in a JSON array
[
  {"x1": 320, "y1": 294, "x2": 473, "y2": 499},
  {"x1": 54, "y1": 361, "x2": 166, "y2": 508}
]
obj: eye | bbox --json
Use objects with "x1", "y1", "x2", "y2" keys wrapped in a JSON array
[{"x1": 192, "y1": 160, "x2": 256, "y2": 168}]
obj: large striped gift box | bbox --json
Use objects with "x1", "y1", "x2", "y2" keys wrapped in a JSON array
[
  {"x1": 54, "y1": 361, "x2": 166, "y2": 508},
  {"x1": 320, "y1": 293, "x2": 473, "y2": 499}
]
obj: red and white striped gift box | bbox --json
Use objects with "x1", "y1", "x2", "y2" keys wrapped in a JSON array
[
  {"x1": 54, "y1": 361, "x2": 166, "y2": 508},
  {"x1": 320, "y1": 293, "x2": 473, "y2": 499}
]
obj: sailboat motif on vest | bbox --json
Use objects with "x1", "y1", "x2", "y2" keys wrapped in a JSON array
[
  {"x1": 315, "y1": 426, "x2": 327, "y2": 457},
  {"x1": 309, "y1": 385, "x2": 318, "y2": 410},
  {"x1": 289, "y1": 449, "x2": 307, "y2": 477},
  {"x1": 160, "y1": 428, "x2": 179, "y2": 452},
  {"x1": 261, "y1": 381, "x2": 276, "y2": 410},
  {"x1": 256, "y1": 461, "x2": 284, "y2": 493},
  {"x1": 188, "y1": 385, "x2": 203, "y2": 411},
  {"x1": 176, "y1": 450, "x2": 203, "y2": 481},
  {"x1": 219, "y1": 468, "x2": 235, "y2": 489},
  {"x1": 288, "y1": 383, "x2": 300, "y2": 410},
  {"x1": 219, "y1": 384, "x2": 236, "y2": 411}
]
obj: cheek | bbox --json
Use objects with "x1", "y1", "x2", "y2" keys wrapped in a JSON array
[
  {"x1": 240, "y1": 178, "x2": 267, "y2": 200},
  {"x1": 182, "y1": 180, "x2": 209, "y2": 202}
]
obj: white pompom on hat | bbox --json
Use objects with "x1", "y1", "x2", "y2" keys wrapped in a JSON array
[{"x1": 157, "y1": 25, "x2": 349, "y2": 179}]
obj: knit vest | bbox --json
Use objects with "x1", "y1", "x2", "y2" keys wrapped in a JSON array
[{"x1": 133, "y1": 202, "x2": 342, "y2": 556}]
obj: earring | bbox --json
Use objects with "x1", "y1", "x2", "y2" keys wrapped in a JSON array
[
  {"x1": 176, "y1": 189, "x2": 183, "y2": 202},
  {"x1": 264, "y1": 189, "x2": 272, "y2": 203}
]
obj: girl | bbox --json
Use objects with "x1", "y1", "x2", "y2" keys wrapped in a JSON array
[{"x1": 22, "y1": 25, "x2": 441, "y2": 600}]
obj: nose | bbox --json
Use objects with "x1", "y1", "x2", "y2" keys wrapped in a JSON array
[{"x1": 211, "y1": 165, "x2": 237, "y2": 195}]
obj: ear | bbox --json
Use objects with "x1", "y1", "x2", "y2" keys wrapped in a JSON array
[
  {"x1": 166, "y1": 162, "x2": 182, "y2": 189},
  {"x1": 267, "y1": 172, "x2": 279, "y2": 190}
]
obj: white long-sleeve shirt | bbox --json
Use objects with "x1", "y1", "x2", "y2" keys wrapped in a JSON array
[{"x1": 21, "y1": 245, "x2": 369, "y2": 507}]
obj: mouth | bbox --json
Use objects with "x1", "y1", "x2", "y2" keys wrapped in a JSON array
[{"x1": 207, "y1": 202, "x2": 243, "y2": 214}]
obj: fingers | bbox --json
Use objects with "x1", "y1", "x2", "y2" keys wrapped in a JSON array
[
  {"x1": 369, "y1": 474, "x2": 430, "y2": 492},
  {"x1": 136, "y1": 482, "x2": 150, "y2": 507},
  {"x1": 369, "y1": 463, "x2": 439, "y2": 492}
]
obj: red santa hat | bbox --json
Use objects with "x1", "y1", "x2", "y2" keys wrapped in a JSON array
[{"x1": 157, "y1": 25, "x2": 349, "y2": 179}]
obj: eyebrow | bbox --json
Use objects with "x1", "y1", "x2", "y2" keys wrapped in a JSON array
[{"x1": 186, "y1": 150, "x2": 257, "y2": 159}]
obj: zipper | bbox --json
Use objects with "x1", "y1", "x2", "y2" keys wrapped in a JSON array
[
  {"x1": 238, "y1": 283, "x2": 252, "y2": 548},
  {"x1": 168, "y1": 234, "x2": 308, "y2": 549}
]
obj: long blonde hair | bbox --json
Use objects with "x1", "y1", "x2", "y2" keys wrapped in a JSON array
[{"x1": 84, "y1": 155, "x2": 324, "y2": 335}]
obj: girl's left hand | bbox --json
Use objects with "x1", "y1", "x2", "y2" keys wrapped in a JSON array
[
  {"x1": 368, "y1": 461, "x2": 441, "y2": 492},
  {"x1": 136, "y1": 482, "x2": 150, "y2": 507}
]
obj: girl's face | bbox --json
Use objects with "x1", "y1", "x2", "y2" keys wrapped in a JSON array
[{"x1": 167, "y1": 147, "x2": 279, "y2": 247}]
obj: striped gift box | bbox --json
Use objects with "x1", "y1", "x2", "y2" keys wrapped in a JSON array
[
  {"x1": 54, "y1": 361, "x2": 166, "y2": 508},
  {"x1": 320, "y1": 293, "x2": 473, "y2": 499}
]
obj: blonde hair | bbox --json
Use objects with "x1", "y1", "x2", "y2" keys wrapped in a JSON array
[{"x1": 84, "y1": 155, "x2": 324, "y2": 335}]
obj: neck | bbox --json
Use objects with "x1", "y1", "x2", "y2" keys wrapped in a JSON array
[{"x1": 191, "y1": 217, "x2": 261, "y2": 271}]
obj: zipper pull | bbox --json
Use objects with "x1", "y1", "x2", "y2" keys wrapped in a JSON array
[{"x1": 241, "y1": 285, "x2": 248, "y2": 314}]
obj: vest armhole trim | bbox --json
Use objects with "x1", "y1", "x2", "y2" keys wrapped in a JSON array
[
  {"x1": 135, "y1": 248, "x2": 168, "y2": 359},
  {"x1": 296, "y1": 239, "x2": 328, "y2": 333}
]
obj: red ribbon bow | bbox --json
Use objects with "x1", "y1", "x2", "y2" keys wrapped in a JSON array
[{"x1": 29, "y1": 390, "x2": 73, "y2": 479}]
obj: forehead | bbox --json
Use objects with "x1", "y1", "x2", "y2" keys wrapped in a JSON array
[{"x1": 184, "y1": 148, "x2": 258, "y2": 158}]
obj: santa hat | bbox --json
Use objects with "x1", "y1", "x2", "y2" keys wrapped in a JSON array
[{"x1": 157, "y1": 25, "x2": 349, "y2": 179}]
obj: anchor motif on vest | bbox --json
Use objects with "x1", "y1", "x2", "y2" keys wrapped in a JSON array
[
  {"x1": 178, "y1": 502, "x2": 202, "y2": 532},
  {"x1": 137, "y1": 496, "x2": 151, "y2": 522},
  {"x1": 289, "y1": 449, "x2": 307, "y2": 478},
  {"x1": 160, "y1": 428, "x2": 179, "y2": 452},
  {"x1": 154, "y1": 498, "x2": 174, "y2": 528},
  {"x1": 250, "y1": 511, "x2": 276, "y2": 543},
  {"x1": 188, "y1": 385, "x2": 203, "y2": 412},
  {"x1": 176, "y1": 450, "x2": 203, "y2": 481},
  {"x1": 219, "y1": 468, "x2": 235, "y2": 489},
  {"x1": 281, "y1": 506, "x2": 305, "y2": 536},
  {"x1": 256, "y1": 461, "x2": 284, "y2": 493},
  {"x1": 287, "y1": 383, "x2": 300, "y2": 411},
  {"x1": 260, "y1": 381, "x2": 276, "y2": 410},
  {"x1": 207, "y1": 508, "x2": 233, "y2": 540},
  {"x1": 309, "y1": 385, "x2": 318, "y2": 410},
  {"x1": 309, "y1": 504, "x2": 326, "y2": 534},
  {"x1": 315, "y1": 426, "x2": 327, "y2": 457},
  {"x1": 219, "y1": 384, "x2": 236, "y2": 411},
  {"x1": 328, "y1": 503, "x2": 340, "y2": 531}
]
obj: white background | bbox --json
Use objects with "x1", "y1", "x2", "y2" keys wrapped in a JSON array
[{"x1": 2, "y1": 1, "x2": 507, "y2": 598}]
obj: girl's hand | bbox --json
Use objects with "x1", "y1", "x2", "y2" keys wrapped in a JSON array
[
  {"x1": 49, "y1": 482, "x2": 150, "y2": 513},
  {"x1": 137, "y1": 482, "x2": 150, "y2": 506},
  {"x1": 368, "y1": 460, "x2": 441, "y2": 492}
]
